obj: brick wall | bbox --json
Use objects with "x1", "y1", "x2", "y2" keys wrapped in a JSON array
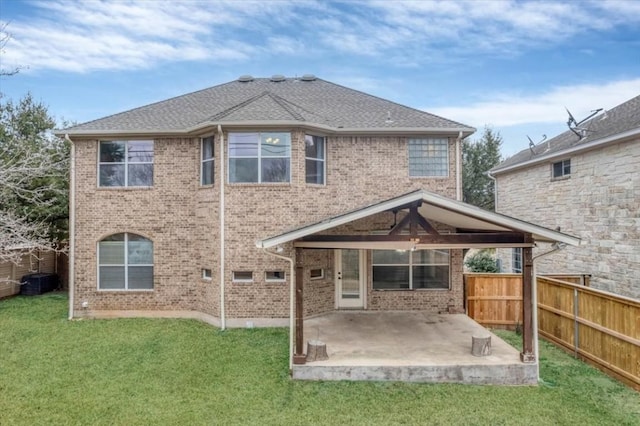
[
  {"x1": 495, "y1": 138, "x2": 640, "y2": 299},
  {"x1": 73, "y1": 130, "x2": 461, "y2": 319}
]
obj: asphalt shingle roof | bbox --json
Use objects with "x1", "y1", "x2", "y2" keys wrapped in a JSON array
[
  {"x1": 64, "y1": 76, "x2": 474, "y2": 134},
  {"x1": 492, "y1": 94, "x2": 640, "y2": 173}
]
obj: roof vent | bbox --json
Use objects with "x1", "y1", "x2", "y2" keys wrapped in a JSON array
[
  {"x1": 270, "y1": 74, "x2": 286, "y2": 82},
  {"x1": 238, "y1": 75, "x2": 254, "y2": 82},
  {"x1": 301, "y1": 74, "x2": 316, "y2": 81}
]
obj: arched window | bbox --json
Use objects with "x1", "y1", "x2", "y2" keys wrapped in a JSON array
[{"x1": 98, "y1": 233, "x2": 153, "y2": 290}]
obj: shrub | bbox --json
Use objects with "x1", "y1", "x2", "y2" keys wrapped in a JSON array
[{"x1": 465, "y1": 250, "x2": 499, "y2": 272}]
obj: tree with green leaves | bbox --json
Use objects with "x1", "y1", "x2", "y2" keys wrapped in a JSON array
[
  {"x1": 462, "y1": 126, "x2": 503, "y2": 211},
  {"x1": 0, "y1": 93, "x2": 69, "y2": 265}
]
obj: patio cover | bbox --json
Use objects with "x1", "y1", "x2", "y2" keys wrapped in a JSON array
[{"x1": 255, "y1": 189, "x2": 581, "y2": 249}]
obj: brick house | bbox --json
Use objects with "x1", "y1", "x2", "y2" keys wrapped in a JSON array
[
  {"x1": 491, "y1": 94, "x2": 639, "y2": 300},
  {"x1": 60, "y1": 75, "x2": 578, "y2": 369}
]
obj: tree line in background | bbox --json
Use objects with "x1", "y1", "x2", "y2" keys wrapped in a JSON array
[
  {"x1": 1, "y1": 24, "x2": 69, "y2": 267},
  {"x1": 462, "y1": 126, "x2": 503, "y2": 211}
]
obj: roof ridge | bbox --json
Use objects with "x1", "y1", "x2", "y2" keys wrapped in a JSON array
[
  {"x1": 207, "y1": 91, "x2": 270, "y2": 121},
  {"x1": 265, "y1": 92, "x2": 305, "y2": 121}
]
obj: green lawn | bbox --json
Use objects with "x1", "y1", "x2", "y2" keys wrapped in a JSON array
[{"x1": 1, "y1": 293, "x2": 638, "y2": 425}]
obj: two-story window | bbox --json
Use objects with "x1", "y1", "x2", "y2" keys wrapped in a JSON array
[
  {"x1": 201, "y1": 136, "x2": 215, "y2": 185},
  {"x1": 305, "y1": 135, "x2": 325, "y2": 185},
  {"x1": 408, "y1": 138, "x2": 449, "y2": 177},
  {"x1": 228, "y1": 132, "x2": 291, "y2": 183},
  {"x1": 99, "y1": 140, "x2": 154, "y2": 187},
  {"x1": 552, "y1": 159, "x2": 571, "y2": 179},
  {"x1": 372, "y1": 249, "x2": 450, "y2": 290},
  {"x1": 98, "y1": 233, "x2": 153, "y2": 290}
]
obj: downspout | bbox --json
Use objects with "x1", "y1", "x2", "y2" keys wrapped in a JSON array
[
  {"x1": 532, "y1": 242, "x2": 566, "y2": 381},
  {"x1": 262, "y1": 247, "x2": 295, "y2": 370},
  {"x1": 64, "y1": 134, "x2": 75, "y2": 320},
  {"x1": 487, "y1": 170, "x2": 498, "y2": 211},
  {"x1": 217, "y1": 125, "x2": 226, "y2": 330},
  {"x1": 455, "y1": 131, "x2": 462, "y2": 201}
]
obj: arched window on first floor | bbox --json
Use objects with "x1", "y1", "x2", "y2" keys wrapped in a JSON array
[{"x1": 98, "y1": 233, "x2": 153, "y2": 290}]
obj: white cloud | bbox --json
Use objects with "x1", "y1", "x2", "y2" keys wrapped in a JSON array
[
  {"x1": 428, "y1": 78, "x2": 640, "y2": 128},
  {"x1": 2, "y1": 0, "x2": 639, "y2": 73}
]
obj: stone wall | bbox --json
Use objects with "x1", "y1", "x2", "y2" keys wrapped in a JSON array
[{"x1": 495, "y1": 138, "x2": 640, "y2": 299}]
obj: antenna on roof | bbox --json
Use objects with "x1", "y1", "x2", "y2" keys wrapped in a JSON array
[
  {"x1": 565, "y1": 107, "x2": 603, "y2": 139},
  {"x1": 527, "y1": 134, "x2": 547, "y2": 155}
]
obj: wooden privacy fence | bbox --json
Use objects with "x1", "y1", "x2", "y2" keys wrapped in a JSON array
[
  {"x1": 0, "y1": 250, "x2": 66, "y2": 298},
  {"x1": 465, "y1": 273, "x2": 640, "y2": 391},
  {"x1": 537, "y1": 276, "x2": 639, "y2": 391},
  {"x1": 465, "y1": 273, "x2": 523, "y2": 329}
]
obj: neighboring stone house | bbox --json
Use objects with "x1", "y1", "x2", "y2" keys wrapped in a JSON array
[
  {"x1": 491, "y1": 94, "x2": 640, "y2": 299},
  {"x1": 59, "y1": 75, "x2": 578, "y2": 367}
]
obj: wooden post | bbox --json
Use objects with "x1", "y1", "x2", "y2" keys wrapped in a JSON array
[
  {"x1": 293, "y1": 247, "x2": 306, "y2": 364},
  {"x1": 520, "y1": 241, "x2": 535, "y2": 363}
]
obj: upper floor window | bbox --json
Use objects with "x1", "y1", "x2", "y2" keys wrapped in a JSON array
[
  {"x1": 201, "y1": 136, "x2": 215, "y2": 185},
  {"x1": 408, "y1": 138, "x2": 449, "y2": 177},
  {"x1": 98, "y1": 233, "x2": 153, "y2": 290},
  {"x1": 305, "y1": 135, "x2": 325, "y2": 185},
  {"x1": 228, "y1": 132, "x2": 290, "y2": 183},
  {"x1": 99, "y1": 140, "x2": 153, "y2": 187},
  {"x1": 372, "y1": 249, "x2": 450, "y2": 290},
  {"x1": 552, "y1": 159, "x2": 571, "y2": 179}
]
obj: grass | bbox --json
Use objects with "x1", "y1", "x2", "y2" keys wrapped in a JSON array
[{"x1": 1, "y1": 293, "x2": 638, "y2": 425}]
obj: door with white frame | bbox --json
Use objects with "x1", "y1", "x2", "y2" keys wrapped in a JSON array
[{"x1": 335, "y1": 249, "x2": 365, "y2": 309}]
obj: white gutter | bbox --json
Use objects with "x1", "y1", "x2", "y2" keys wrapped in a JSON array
[
  {"x1": 57, "y1": 124, "x2": 475, "y2": 139},
  {"x1": 532, "y1": 243, "x2": 566, "y2": 382},
  {"x1": 492, "y1": 127, "x2": 640, "y2": 176},
  {"x1": 487, "y1": 170, "x2": 498, "y2": 211},
  {"x1": 64, "y1": 134, "x2": 75, "y2": 320},
  {"x1": 455, "y1": 131, "x2": 462, "y2": 201},
  {"x1": 262, "y1": 248, "x2": 295, "y2": 370},
  {"x1": 218, "y1": 125, "x2": 226, "y2": 330}
]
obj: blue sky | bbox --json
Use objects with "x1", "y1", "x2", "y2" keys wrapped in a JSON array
[{"x1": 1, "y1": 0, "x2": 639, "y2": 157}]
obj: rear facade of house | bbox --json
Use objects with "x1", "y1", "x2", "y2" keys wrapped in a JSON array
[
  {"x1": 66, "y1": 75, "x2": 476, "y2": 324},
  {"x1": 492, "y1": 94, "x2": 640, "y2": 300}
]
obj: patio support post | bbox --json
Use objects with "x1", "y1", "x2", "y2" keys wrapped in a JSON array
[
  {"x1": 521, "y1": 240, "x2": 535, "y2": 363},
  {"x1": 293, "y1": 247, "x2": 306, "y2": 364}
]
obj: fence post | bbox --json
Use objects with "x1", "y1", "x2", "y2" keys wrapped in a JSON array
[{"x1": 573, "y1": 288, "x2": 579, "y2": 358}]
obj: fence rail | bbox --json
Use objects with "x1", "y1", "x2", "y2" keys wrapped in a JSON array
[{"x1": 465, "y1": 273, "x2": 639, "y2": 391}]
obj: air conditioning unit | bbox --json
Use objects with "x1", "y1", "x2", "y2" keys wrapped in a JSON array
[{"x1": 20, "y1": 273, "x2": 58, "y2": 296}]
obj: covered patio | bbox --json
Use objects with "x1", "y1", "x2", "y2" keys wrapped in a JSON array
[
  {"x1": 294, "y1": 311, "x2": 536, "y2": 385},
  {"x1": 256, "y1": 189, "x2": 581, "y2": 384}
]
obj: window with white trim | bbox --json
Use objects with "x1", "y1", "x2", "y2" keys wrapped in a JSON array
[
  {"x1": 408, "y1": 138, "x2": 449, "y2": 177},
  {"x1": 512, "y1": 248, "x2": 522, "y2": 273},
  {"x1": 228, "y1": 132, "x2": 291, "y2": 183},
  {"x1": 232, "y1": 271, "x2": 253, "y2": 282},
  {"x1": 201, "y1": 136, "x2": 215, "y2": 185},
  {"x1": 552, "y1": 159, "x2": 571, "y2": 179},
  {"x1": 305, "y1": 135, "x2": 325, "y2": 184},
  {"x1": 373, "y1": 249, "x2": 449, "y2": 290},
  {"x1": 310, "y1": 268, "x2": 324, "y2": 280},
  {"x1": 99, "y1": 141, "x2": 153, "y2": 187},
  {"x1": 265, "y1": 271, "x2": 286, "y2": 282},
  {"x1": 98, "y1": 233, "x2": 153, "y2": 290},
  {"x1": 202, "y1": 268, "x2": 212, "y2": 280}
]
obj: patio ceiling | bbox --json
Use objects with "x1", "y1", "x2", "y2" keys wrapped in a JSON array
[{"x1": 255, "y1": 189, "x2": 581, "y2": 250}]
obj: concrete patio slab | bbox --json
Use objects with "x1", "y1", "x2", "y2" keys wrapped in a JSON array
[{"x1": 293, "y1": 311, "x2": 537, "y2": 385}]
